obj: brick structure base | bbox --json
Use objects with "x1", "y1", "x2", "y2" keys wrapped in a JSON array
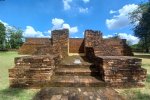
[{"x1": 9, "y1": 29, "x2": 147, "y2": 88}]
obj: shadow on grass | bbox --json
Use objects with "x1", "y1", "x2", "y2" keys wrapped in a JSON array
[
  {"x1": 146, "y1": 74, "x2": 150, "y2": 83},
  {"x1": 32, "y1": 88, "x2": 54, "y2": 100},
  {"x1": 134, "y1": 55, "x2": 150, "y2": 59},
  {"x1": 0, "y1": 88, "x2": 24, "y2": 100},
  {"x1": 131, "y1": 91, "x2": 150, "y2": 100}
]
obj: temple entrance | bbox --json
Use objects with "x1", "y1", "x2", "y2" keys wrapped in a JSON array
[{"x1": 69, "y1": 38, "x2": 85, "y2": 56}]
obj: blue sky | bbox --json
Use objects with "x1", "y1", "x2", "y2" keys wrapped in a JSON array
[{"x1": 0, "y1": 0, "x2": 148, "y2": 44}]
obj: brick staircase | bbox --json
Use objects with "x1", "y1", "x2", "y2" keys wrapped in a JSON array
[
  {"x1": 49, "y1": 64, "x2": 105, "y2": 87},
  {"x1": 9, "y1": 55, "x2": 146, "y2": 88}
]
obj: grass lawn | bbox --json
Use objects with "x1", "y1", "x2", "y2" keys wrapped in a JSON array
[
  {"x1": 0, "y1": 51, "x2": 39, "y2": 100},
  {"x1": 0, "y1": 51, "x2": 150, "y2": 100}
]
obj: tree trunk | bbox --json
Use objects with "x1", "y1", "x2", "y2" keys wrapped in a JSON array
[
  {"x1": 144, "y1": 36, "x2": 149, "y2": 53},
  {"x1": 145, "y1": 48, "x2": 149, "y2": 53}
]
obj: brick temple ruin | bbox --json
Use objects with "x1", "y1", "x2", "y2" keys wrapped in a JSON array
[{"x1": 9, "y1": 29, "x2": 147, "y2": 88}]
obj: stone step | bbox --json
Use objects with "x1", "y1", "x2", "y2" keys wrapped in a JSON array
[
  {"x1": 9, "y1": 78, "x2": 51, "y2": 88},
  {"x1": 9, "y1": 68, "x2": 54, "y2": 78},
  {"x1": 55, "y1": 67, "x2": 99, "y2": 76},
  {"x1": 50, "y1": 76, "x2": 105, "y2": 87},
  {"x1": 9, "y1": 67, "x2": 53, "y2": 72},
  {"x1": 15, "y1": 65, "x2": 54, "y2": 68},
  {"x1": 57, "y1": 64, "x2": 96, "y2": 68}
]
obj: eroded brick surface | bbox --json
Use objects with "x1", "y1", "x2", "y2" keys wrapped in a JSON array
[
  {"x1": 9, "y1": 29, "x2": 147, "y2": 88},
  {"x1": 95, "y1": 56, "x2": 147, "y2": 88},
  {"x1": 84, "y1": 30, "x2": 133, "y2": 59},
  {"x1": 9, "y1": 55, "x2": 61, "y2": 88},
  {"x1": 33, "y1": 87, "x2": 125, "y2": 100},
  {"x1": 69, "y1": 38, "x2": 84, "y2": 53}
]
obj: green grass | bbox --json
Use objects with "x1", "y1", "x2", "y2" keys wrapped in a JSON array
[
  {"x1": 0, "y1": 51, "x2": 39, "y2": 100},
  {"x1": 0, "y1": 51, "x2": 150, "y2": 100},
  {"x1": 117, "y1": 52, "x2": 150, "y2": 100}
]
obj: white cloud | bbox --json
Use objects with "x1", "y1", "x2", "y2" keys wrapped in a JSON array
[
  {"x1": 0, "y1": 20, "x2": 50, "y2": 38},
  {"x1": 0, "y1": 20, "x2": 8, "y2": 26},
  {"x1": 62, "y1": 24, "x2": 78, "y2": 33},
  {"x1": 51, "y1": 18, "x2": 78, "y2": 34},
  {"x1": 52, "y1": 18, "x2": 64, "y2": 26},
  {"x1": 47, "y1": 30, "x2": 51, "y2": 35},
  {"x1": 109, "y1": 10, "x2": 117, "y2": 14},
  {"x1": 82, "y1": 0, "x2": 90, "y2": 3},
  {"x1": 63, "y1": 0, "x2": 72, "y2": 10},
  {"x1": 51, "y1": 18, "x2": 65, "y2": 30},
  {"x1": 103, "y1": 33, "x2": 139, "y2": 45},
  {"x1": 75, "y1": 36, "x2": 79, "y2": 38},
  {"x1": 106, "y1": 4, "x2": 138, "y2": 30},
  {"x1": 0, "y1": 20, "x2": 15, "y2": 32},
  {"x1": 70, "y1": 27, "x2": 78, "y2": 33},
  {"x1": 52, "y1": 18, "x2": 64, "y2": 29},
  {"x1": 23, "y1": 26, "x2": 46, "y2": 38},
  {"x1": 43, "y1": 30, "x2": 52, "y2": 38},
  {"x1": 106, "y1": 16, "x2": 129, "y2": 30},
  {"x1": 103, "y1": 35, "x2": 113, "y2": 39},
  {"x1": 79, "y1": 8, "x2": 89, "y2": 13},
  {"x1": 117, "y1": 33, "x2": 139, "y2": 45}
]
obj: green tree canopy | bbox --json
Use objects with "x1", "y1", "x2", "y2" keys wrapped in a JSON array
[
  {"x1": 130, "y1": 2, "x2": 150, "y2": 52},
  {"x1": 0, "y1": 22, "x2": 6, "y2": 50},
  {"x1": 8, "y1": 28, "x2": 24, "y2": 49}
]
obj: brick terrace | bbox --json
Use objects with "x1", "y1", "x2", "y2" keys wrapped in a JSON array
[{"x1": 9, "y1": 29, "x2": 147, "y2": 88}]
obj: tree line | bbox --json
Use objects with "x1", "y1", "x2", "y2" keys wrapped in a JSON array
[
  {"x1": 0, "y1": 22, "x2": 23, "y2": 51},
  {"x1": 130, "y1": 1, "x2": 150, "y2": 53}
]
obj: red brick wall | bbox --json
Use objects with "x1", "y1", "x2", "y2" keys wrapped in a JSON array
[
  {"x1": 84, "y1": 30, "x2": 133, "y2": 58},
  {"x1": 18, "y1": 38, "x2": 51, "y2": 55},
  {"x1": 69, "y1": 38, "x2": 84, "y2": 53},
  {"x1": 26, "y1": 38, "x2": 51, "y2": 45}
]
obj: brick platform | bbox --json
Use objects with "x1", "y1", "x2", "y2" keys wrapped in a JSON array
[
  {"x1": 18, "y1": 38, "x2": 51, "y2": 55},
  {"x1": 95, "y1": 56, "x2": 147, "y2": 87},
  {"x1": 9, "y1": 55, "x2": 61, "y2": 88},
  {"x1": 9, "y1": 29, "x2": 147, "y2": 88}
]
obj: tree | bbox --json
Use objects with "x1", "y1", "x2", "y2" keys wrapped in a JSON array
[
  {"x1": 130, "y1": 2, "x2": 150, "y2": 52},
  {"x1": 131, "y1": 41, "x2": 144, "y2": 52},
  {"x1": 9, "y1": 28, "x2": 23, "y2": 49},
  {"x1": 0, "y1": 22, "x2": 6, "y2": 50}
]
